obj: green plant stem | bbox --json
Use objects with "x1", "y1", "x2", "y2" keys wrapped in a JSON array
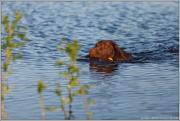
[
  {"x1": 1, "y1": 97, "x2": 7, "y2": 119},
  {"x1": 55, "y1": 39, "x2": 94, "y2": 119},
  {"x1": 38, "y1": 94, "x2": 46, "y2": 119},
  {"x1": 1, "y1": 65, "x2": 10, "y2": 120},
  {"x1": 60, "y1": 96, "x2": 68, "y2": 120},
  {"x1": 2, "y1": 12, "x2": 28, "y2": 119},
  {"x1": 82, "y1": 96, "x2": 91, "y2": 120},
  {"x1": 68, "y1": 88, "x2": 73, "y2": 120}
]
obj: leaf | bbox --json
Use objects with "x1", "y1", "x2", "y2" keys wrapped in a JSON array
[
  {"x1": 1, "y1": 40, "x2": 18, "y2": 50},
  {"x1": 1, "y1": 95, "x2": 4, "y2": 101},
  {"x1": 45, "y1": 106, "x2": 61, "y2": 112},
  {"x1": 15, "y1": 32, "x2": 29, "y2": 42},
  {"x1": 12, "y1": 53, "x2": 23, "y2": 61},
  {"x1": 62, "y1": 71, "x2": 69, "y2": 78},
  {"x1": 37, "y1": 80, "x2": 47, "y2": 94},
  {"x1": 15, "y1": 11, "x2": 23, "y2": 21},
  {"x1": 16, "y1": 33, "x2": 26, "y2": 40},
  {"x1": 3, "y1": 61, "x2": 10, "y2": 71},
  {"x1": 5, "y1": 47, "x2": 12, "y2": 58},
  {"x1": 65, "y1": 40, "x2": 79, "y2": 62},
  {"x1": 16, "y1": 25, "x2": 28, "y2": 31},
  {"x1": 3, "y1": 36, "x2": 14, "y2": 43},
  {"x1": 1, "y1": 43, "x2": 7, "y2": 50},
  {"x1": 61, "y1": 97, "x2": 71, "y2": 105},
  {"x1": 87, "y1": 99, "x2": 96, "y2": 106},
  {"x1": 2, "y1": 83, "x2": 11, "y2": 95},
  {"x1": 7, "y1": 27, "x2": 14, "y2": 36},
  {"x1": 68, "y1": 65, "x2": 79, "y2": 74},
  {"x1": 55, "y1": 60, "x2": 65, "y2": 66},
  {"x1": 11, "y1": 12, "x2": 22, "y2": 31},
  {"x1": 65, "y1": 43, "x2": 72, "y2": 54},
  {"x1": 69, "y1": 77, "x2": 79, "y2": 88},
  {"x1": 13, "y1": 41, "x2": 27, "y2": 48},
  {"x1": 55, "y1": 82, "x2": 61, "y2": 96},
  {"x1": 2, "y1": 15, "x2": 9, "y2": 32},
  {"x1": 87, "y1": 111, "x2": 94, "y2": 120},
  {"x1": 78, "y1": 86, "x2": 88, "y2": 95},
  {"x1": 72, "y1": 91, "x2": 79, "y2": 97}
]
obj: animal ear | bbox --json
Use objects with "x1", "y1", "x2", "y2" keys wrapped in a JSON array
[
  {"x1": 95, "y1": 42, "x2": 99, "y2": 47},
  {"x1": 95, "y1": 41, "x2": 102, "y2": 47},
  {"x1": 112, "y1": 43, "x2": 127, "y2": 60},
  {"x1": 112, "y1": 43, "x2": 120, "y2": 54}
]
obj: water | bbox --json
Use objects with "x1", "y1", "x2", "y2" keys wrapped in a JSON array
[{"x1": 1, "y1": 1, "x2": 179, "y2": 120}]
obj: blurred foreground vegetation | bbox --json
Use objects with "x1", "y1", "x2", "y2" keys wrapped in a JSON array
[
  {"x1": 1, "y1": 11, "x2": 95, "y2": 120},
  {"x1": 1, "y1": 11, "x2": 28, "y2": 119},
  {"x1": 37, "y1": 39, "x2": 95, "y2": 119}
]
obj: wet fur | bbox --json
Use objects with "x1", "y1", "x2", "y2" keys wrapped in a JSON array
[{"x1": 89, "y1": 40, "x2": 132, "y2": 62}]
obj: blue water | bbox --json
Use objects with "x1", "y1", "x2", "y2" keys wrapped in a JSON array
[{"x1": 1, "y1": 1, "x2": 179, "y2": 120}]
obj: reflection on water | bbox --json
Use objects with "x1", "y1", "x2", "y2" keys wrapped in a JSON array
[
  {"x1": 89, "y1": 60, "x2": 118, "y2": 74},
  {"x1": 90, "y1": 62, "x2": 118, "y2": 74}
]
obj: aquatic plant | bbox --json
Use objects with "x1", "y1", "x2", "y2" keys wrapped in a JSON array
[
  {"x1": 56, "y1": 39, "x2": 95, "y2": 119},
  {"x1": 37, "y1": 80, "x2": 47, "y2": 119},
  {"x1": 38, "y1": 39, "x2": 95, "y2": 119},
  {"x1": 1, "y1": 11, "x2": 28, "y2": 119}
]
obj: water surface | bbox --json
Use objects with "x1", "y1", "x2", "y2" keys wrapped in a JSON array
[{"x1": 1, "y1": 1, "x2": 179, "y2": 120}]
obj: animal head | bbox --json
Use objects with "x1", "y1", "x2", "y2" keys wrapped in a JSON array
[
  {"x1": 89, "y1": 40, "x2": 115, "y2": 61},
  {"x1": 89, "y1": 40, "x2": 132, "y2": 62}
]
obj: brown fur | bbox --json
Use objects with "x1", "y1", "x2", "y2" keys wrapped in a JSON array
[{"x1": 89, "y1": 40, "x2": 132, "y2": 62}]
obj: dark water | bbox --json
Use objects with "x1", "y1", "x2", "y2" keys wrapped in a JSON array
[{"x1": 1, "y1": 1, "x2": 179, "y2": 120}]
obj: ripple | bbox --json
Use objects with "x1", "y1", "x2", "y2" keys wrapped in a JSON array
[{"x1": 2, "y1": 1, "x2": 179, "y2": 120}]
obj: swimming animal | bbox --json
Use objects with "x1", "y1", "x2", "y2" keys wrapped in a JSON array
[{"x1": 88, "y1": 40, "x2": 132, "y2": 62}]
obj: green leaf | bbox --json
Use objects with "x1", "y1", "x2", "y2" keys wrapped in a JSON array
[
  {"x1": 1, "y1": 40, "x2": 19, "y2": 50},
  {"x1": 37, "y1": 80, "x2": 47, "y2": 94},
  {"x1": 61, "y1": 97, "x2": 71, "y2": 105},
  {"x1": 62, "y1": 71, "x2": 69, "y2": 78},
  {"x1": 3, "y1": 36, "x2": 14, "y2": 43},
  {"x1": 45, "y1": 106, "x2": 61, "y2": 112},
  {"x1": 68, "y1": 65, "x2": 79, "y2": 74},
  {"x1": 87, "y1": 99, "x2": 96, "y2": 106},
  {"x1": 65, "y1": 43, "x2": 72, "y2": 54},
  {"x1": 65, "y1": 40, "x2": 79, "y2": 62},
  {"x1": 72, "y1": 90, "x2": 79, "y2": 97},
  {"x1": 15, "y1": 12, "x2": 23, "y2": 21},
  {"x1": 16, "y1": 33, "x2": 28, "y2": 42},
  {"x1": 1, "y1": 43, "x2": 7, "y2": 50},
  {"x1": 2, "y1": 83, "x2": 11, "y2": 95},
  {"x1": 87, "y1": 111, "x2": 94, "y2": 120},
  {"x1": 2, "y1": 15, "x2": 9, "y2": 32},
  {"x1": 3, "y1": 61, "x2": 10, "y2": 72},
  {"x1": 15, "y1": 32, "x2": 28, "y2": 41},
  {"x1": 13, "y1": 41, "x2": 27, "y2": 48},
  {"x1": 11, "y1": 12, "x2": 22, "y2": 31},
  {"x1": 11, "y1": 21, "x2": 18, "y2": 32},
  {"x1": 55, "y1": 60, "x2": 65, "y2": 66},
  {"x1": 78, "y1": 86, "x2": 88, "y2": 95},
  {"x1": 16, "y1": 25, "x2": 28, "y2": 31},
  {"x1": 55, "y1": 82, "x2": 61, "y2": 96},
  {"x1": 1, "y1": 95, "x2": 4, "y2": 101},
  {"x1": 69, "y1": 77, "x2": 79, "y2": 88},
  {"x1": 12, "y1": 53, "x2": 23, "y2": 61}
]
